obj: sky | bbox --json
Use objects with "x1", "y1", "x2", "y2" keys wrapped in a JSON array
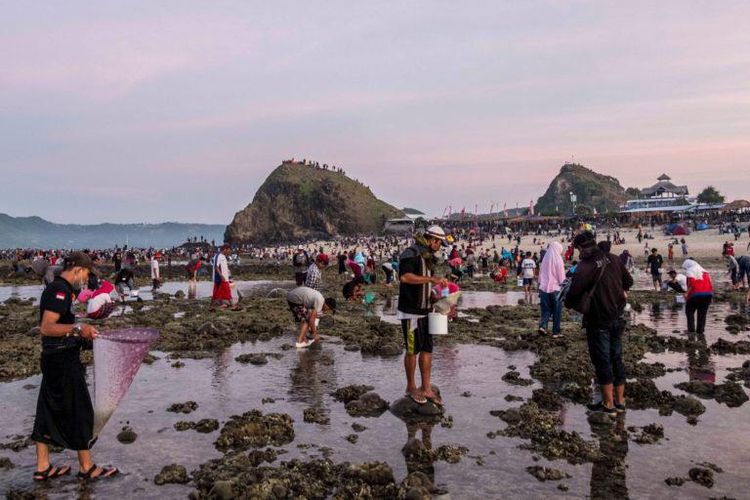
[{"x1": 1, "y1": 1, "x2": 749, "y2": 224}]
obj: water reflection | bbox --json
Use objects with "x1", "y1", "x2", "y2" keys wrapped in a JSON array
[
  {"x1": 589, "y1": 416, "x2": 629, "y2": 500},
  {"x1": 687, "y1": 332, "x2": 715, "y2": 384},
  {"x1": 211, "y1": 349, "x2": 233, "y2": 408},
  {"x1": 289, "y1": 348, "x2": 337, "y2": 411},
  {"x1": 401, "y1": 420, "x2": 436, "y2": 484}
]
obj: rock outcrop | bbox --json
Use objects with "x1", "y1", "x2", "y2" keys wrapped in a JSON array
[
  {"x1": 535, "y1": 163, "x2": 629, "y2": 215},
  {"x1": 225, "y1": 161, "x2": 404, "y2": 243}
]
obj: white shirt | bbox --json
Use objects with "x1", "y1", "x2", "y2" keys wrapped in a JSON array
[
  {"x1": 87, "y1": 293, "x2": 112, "y2": 315},
  {"x1": 213, "y1": 253, "x2": 230, "y2": 282},
  {"x1": 521, "y1": 258, "x2": 536, "y2": 279},
  {"x1": 286, "y1": 286, "x2": 325, "y2": 312},
  {"x1": 150, "y1": 258, "x2": 160, "y2": 279}
]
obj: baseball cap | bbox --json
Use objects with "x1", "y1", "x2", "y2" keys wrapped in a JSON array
[
  {"x1": 64, "y1": 252, "x2": 95, "y2": 271},
  {"x1": 425, "y1": 225, "x2": 447, "y2": 241}
]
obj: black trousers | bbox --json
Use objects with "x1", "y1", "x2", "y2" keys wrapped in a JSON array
[
  {"x1": 685, "y1": 295, "x2": 712, "y2": 334},
  {"x1": 586, "y1": 318, "x2": 626, "y2": 386},
  {"x1": 32, "y1": 347, "x2": 94, "y2": 450}
]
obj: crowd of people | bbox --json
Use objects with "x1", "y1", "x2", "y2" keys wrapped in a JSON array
[{"x1": 5, "y1": 210, "x2": 750, "y2": 485}]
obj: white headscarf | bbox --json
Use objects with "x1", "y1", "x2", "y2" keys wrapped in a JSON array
[
  {"x1": 538, "y1": 241, "x2": 566, "y2": 293},
  {"x1": 682, "y1": 259, "x2": 706, "y2": 280}
]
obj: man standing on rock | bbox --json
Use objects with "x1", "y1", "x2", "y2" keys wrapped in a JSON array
[
  {"x1": 398, "y1": 225, "x2": 448, "y2": 406},
  {"x1": 565, "y1": 231, "x2": 633, "y2": 417}
]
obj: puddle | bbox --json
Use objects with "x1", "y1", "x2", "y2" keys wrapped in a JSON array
[
  {"x1": 631, "y1": 300, "x2": 750, "y2": 346},
  {"x1": 0, "y1": 340, "x2": 550, "y2": 498},
  {"x1": 0, "y1": 280, "x2": 292, "y2": 303},
  {"x1": 629, "y1": 267, "x2": 726, "y2": 291},
  {"x1": 375, "y1": 291, "x2": 527, "y2": 325}
]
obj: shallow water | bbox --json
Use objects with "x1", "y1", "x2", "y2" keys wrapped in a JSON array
[
  {"x1": 632, "y1": 300, "x2": 750, "y2": 346},
  {"x1": 0, "y1": 280, "x2": 291, "y2": 303},
  {"x1": 1, "y1": 292, "x2": 749, "y2": 498},
  {"x1": 629, "y1": 266, "x2": 727, "y2": 291},
  {"x1": 375, "y1": 291, "x2": 527, "y2": 325}
]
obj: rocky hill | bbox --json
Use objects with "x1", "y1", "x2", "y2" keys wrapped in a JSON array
[
  {"x1": 0, "y1": 214, "x2": 225, "y2": 249},
  {"x1": 225, "y1": 161, "x2": 404, "y2": 243},
  {"x1": 535, "y1": 163, "x2": 628, "y2": 215}
]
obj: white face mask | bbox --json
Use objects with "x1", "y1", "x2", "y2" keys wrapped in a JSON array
[{"x1": 75, "y1": 270, "x2": 88, "y2": 291}]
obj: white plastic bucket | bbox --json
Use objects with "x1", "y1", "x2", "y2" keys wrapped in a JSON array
[
  {"x1": 517, "y1": 278, "x2": 524, "y2": 287},
  {"x1": 428, "y1": 312, "x2": 448, "y2": 335}
]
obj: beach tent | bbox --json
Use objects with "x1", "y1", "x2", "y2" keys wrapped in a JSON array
[
  {"x1": 696, "y1": 223, "x2": 710, "y2": 231},
  {"x1": 665, "y1": 223, "x2": 689, "y2": 236}
]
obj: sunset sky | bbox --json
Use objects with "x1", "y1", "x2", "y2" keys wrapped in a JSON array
[{"x1": 1, "y1": 1, "x2": 749, "y2": 223}]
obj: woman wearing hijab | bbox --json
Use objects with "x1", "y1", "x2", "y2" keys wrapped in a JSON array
[
  {"x1": 683, "y1": 259, "x2": 713, "y2": 334},
  {"x1": 619, "y1": 250, "x2": 635, "y2": 275},
  {"x1": 538, "y1": 241, "x2": 566, "y2": 338}
]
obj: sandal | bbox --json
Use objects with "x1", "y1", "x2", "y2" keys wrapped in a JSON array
[
  {"x1": 405, "y1": 392, "x2": 427, "y2": 405},
  {"x1": 77, "y1": 464, "x2": 119, "y2": 481},
  {"x1": 425, "y1": 395, "x2": 444, "y2": 407},
  {"x1": 33, "y1": 464, "x2": 71, "y2": 481}
]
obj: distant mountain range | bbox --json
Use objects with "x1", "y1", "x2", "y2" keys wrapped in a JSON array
[{"x1": 0, "y1": 214, "x2": 226, "y2": 249}]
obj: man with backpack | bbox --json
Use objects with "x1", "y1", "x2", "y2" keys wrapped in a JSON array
[{"x1": 565, "y1": 231, "x2": 633, "y2": 416}]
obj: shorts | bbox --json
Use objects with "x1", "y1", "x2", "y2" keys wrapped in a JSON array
[
  {"x1": 523, "y1": 278, "x2": 534, "y2": 286},
  {"x1": 288, "y1": 301, "x2": 309, "y2": 323},
  {"x1": 401, "y1": 317, "x2": 433, "y2": 355},
  {"x1": 212, "y1": 281, "x2": 232, "y2": 301}
]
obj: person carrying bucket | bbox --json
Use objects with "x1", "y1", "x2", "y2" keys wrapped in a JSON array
[{"x1": 397, "y1": 225, "x2": 448, "y2": 406}]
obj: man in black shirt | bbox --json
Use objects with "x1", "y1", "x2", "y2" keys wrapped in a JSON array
[
  {"x1": 646, "y1": 248, "x2": 663, "y2": 291},
  {"x1": 398, "y1": 226, "x2": 448, "y2": 406},
  {"x1": 114, "y1": 266, "x2": 136, "y2": 301},
  {"x1": 337, "y1": 252, "x2": 347, "y2": 275},
  {"x1": 32, "y1": 252, "x2": 118, "y2": 482}
]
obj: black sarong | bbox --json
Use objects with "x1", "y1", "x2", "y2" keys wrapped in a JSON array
[{"x1": 31, "y1": 346, "x2": 94, "y2": 450}]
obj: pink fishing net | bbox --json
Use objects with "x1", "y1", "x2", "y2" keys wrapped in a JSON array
[{"x1": 93, "y1": 328, "x2": 159, "y2": 437}]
